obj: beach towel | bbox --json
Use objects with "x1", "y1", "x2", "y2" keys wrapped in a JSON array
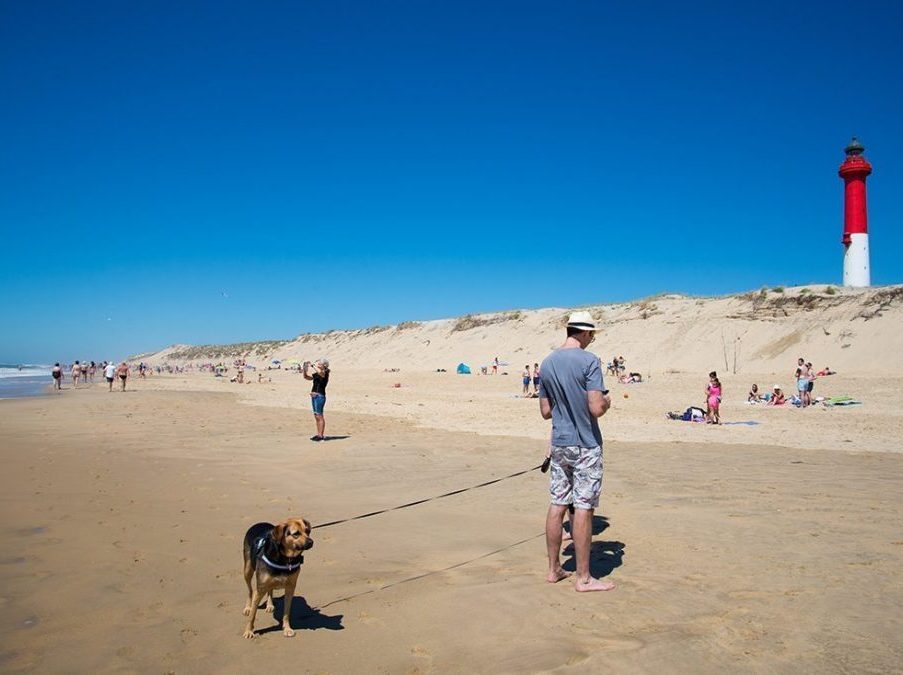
[
  {"x1": 825, "y1": 395, "x2": 862, "y2": 406},
  {"x1": 722, "y1": 420, "x2": 761, "y2": 426}
]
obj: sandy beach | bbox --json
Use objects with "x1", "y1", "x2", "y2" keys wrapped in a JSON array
[{"x1": 2, "y1": 368, "x2": 902, "y2": 672}]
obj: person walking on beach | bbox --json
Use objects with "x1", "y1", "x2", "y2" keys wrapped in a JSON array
[
  {"x1": 303, "y1": 359, "x2": 330, "y2": 441},
  {"x1": 116, "y1": 361, "x2": 129, "y2": 391},
  {"x1": 71, "y1": 361, "x2": 81, "y2": 388},
  {"x1": 538, "y1": 311, "x2": 613, "y2": 592},
  {"x1": 52, "y1": 363, "x2": 62, "y2": 391},
  {"x1": 104, "y1": 361, "x2": 116, "y2": 392}
]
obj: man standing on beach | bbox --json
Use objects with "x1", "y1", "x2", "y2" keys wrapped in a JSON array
[{"x1": 538, "y1": 311, "x2": 613, "y2": 592}]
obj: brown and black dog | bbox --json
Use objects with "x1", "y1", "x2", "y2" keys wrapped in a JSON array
[{"x1": 242, "y1": 519, "x2": 313, "y2": 638}]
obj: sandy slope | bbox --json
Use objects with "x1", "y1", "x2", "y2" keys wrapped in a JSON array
[{"x1": 141, "y1": 285, "x2": 903, "y2": 376}]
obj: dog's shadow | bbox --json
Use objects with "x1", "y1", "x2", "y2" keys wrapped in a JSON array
[
  {"x1": 257, "y1": 595, "x2": 344, "y2": 634},
  {"x1": 561, "y1": 516, "x2": 625, "y2": 578}
]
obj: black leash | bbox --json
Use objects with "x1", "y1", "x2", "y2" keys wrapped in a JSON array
[
  {"x1": 312, "y1": 462, "x2": 544, "y2": 530},
  {"x1": 315, "y1": 532, "x2": 545, "y2": 610}
]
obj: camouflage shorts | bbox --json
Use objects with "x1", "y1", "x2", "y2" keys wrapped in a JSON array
[{"x1": 549, "y1": 445, "x2": 603, "y2": 510}]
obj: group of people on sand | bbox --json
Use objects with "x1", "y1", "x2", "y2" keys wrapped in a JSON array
[
  {"x1": 747, "y1": 357, "x2": 835, "y2": 407},
  {"x1": 521, "y1": 363, "x2": 541, "y2": 397},
  {"x1": 51, "y1": 360, "x2": 130, "y2": 392},
  {"x1": 606, "y1": 355, "x2": 626, "y2": 376}
]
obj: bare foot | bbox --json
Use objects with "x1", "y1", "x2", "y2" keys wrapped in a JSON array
[
  {"x1": 283, "y1": 627, "x2": 295, "y2": 638},
  {"x1": 546, "y1": 568, "x2": 572, "y2": 583},
  {"x1": 575, "y1": 577, "x2": 616, "y2": 592},
  {"x1": 243, "y1": 628, "x2": 258, "y2": 639}
]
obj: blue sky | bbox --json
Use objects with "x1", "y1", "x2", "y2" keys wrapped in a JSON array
[{"x1": 2, "y1": 0, "x2": 901, "y2": 363}]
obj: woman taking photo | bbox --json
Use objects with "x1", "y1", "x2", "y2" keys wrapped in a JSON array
[{"x1": 303, "y1": 359, "x2": 330, "y2": 441}]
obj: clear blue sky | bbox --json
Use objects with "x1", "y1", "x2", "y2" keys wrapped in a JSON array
[{"x1": 2, "y1": 0, "x2": 901, "y2": 363}]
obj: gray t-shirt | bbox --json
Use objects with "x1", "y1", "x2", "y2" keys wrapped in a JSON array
[{"x1": 539, "y1": 348, "x2": 604, "y2": 448}]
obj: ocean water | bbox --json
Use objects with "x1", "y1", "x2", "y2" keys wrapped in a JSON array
[{"x1": 0, "y1": 364, "x2": 53, "y2": 399}]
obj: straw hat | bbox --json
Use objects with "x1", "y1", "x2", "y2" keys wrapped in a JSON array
[{"x1": 566, "y1": 311, "x2": 596, "y2": 331}]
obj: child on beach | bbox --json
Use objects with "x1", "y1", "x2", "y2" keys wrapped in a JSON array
[
  {"x1": 707, "y1": 377, "x2": 722, "y2": 424},
  {"x1": 748, "y1": 383, "x2": 761, "y2": 403},
  {"x1": 704, "y1": 371, "x2": 716, "y2": 419}
]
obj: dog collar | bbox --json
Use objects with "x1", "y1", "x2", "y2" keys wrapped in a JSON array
[{"x1": 260, "y1": 553, "x2": 304, "y2": 572}]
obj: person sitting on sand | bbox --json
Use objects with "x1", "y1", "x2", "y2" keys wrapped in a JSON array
[
  {"x1": 748, "y1": 383, "x2": 762, "y2": 403},
  {"x1": 769, "y1": 385, "x2": 786, "y2": 406},
  {"x1": 619, "y1": 372, "x2": 643, "y2": 384}
]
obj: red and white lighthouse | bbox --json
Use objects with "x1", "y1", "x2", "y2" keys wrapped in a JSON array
[{"x1": 839, "y1": 136, "x2": 872, "y2": 287}]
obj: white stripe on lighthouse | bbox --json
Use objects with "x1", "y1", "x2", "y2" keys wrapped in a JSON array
[{"x1": 843, "y1": 232, "x2": 870, "y2": 288}]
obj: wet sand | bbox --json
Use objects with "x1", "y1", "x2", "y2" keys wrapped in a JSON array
[{"x1": 1, "y1": 387, "x2": 902, "y2": 672}]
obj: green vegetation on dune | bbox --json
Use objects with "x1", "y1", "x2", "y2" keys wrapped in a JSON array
[{"x1": 166, "y1": 340, "x2": 290, "y2": 361}]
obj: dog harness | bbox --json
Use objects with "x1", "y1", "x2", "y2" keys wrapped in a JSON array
[{"x1": 252, "y1": 535, "x2": 304, "y2": 572}]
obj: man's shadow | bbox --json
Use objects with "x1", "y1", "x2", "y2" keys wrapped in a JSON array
[
  {"x1": 256, "y1": 595, "x2": 344, "y2": 635},
  {"x1": 561, "y1": 516, "x2": 625, "y2": 578},
  {"x1": 310, "y1": 435, "x2": 352, "y2": 442}
]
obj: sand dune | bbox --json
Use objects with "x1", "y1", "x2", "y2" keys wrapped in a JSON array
[{"x1": 141, "y1": 285, "x2": 903, "y2": 376}]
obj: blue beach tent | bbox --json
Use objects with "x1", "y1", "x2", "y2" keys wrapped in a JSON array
[{"x1": 456, "y1": 363, "x2": 471, "y2": 375}]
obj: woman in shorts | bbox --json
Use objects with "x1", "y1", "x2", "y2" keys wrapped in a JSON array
[{"x1": 303, "y1": 359, "x2": 330, "y2": 441}]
